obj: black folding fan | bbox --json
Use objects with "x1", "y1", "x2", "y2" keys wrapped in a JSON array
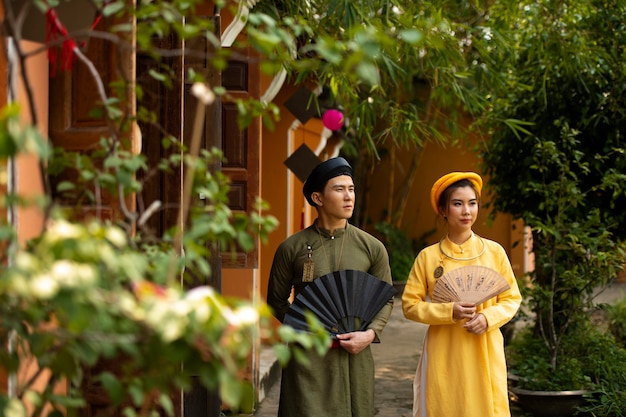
[{"x1": 283, "y1": 269, "x2": 397, "y2": 336}]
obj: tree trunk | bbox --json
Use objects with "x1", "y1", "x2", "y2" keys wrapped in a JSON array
[{"x1": 393, "y1": 146, "x2": 424, "y2": 229}]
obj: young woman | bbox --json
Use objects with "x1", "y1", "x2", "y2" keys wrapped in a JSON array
[{"x1": 402, "y1": 172, "x2": 522, "y2": 417}]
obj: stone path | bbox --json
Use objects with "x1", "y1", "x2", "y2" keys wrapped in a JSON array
[{"x1": 369, "y1": 304, "x2": 425, "y2": 417}]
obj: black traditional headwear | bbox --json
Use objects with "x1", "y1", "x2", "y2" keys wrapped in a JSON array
[{"x1": 303, "y1": 157, "x2": 352, "y2": 206}]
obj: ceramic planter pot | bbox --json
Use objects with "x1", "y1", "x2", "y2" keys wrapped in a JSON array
[
  {"x1": 509, "y1": 386, "x2": 590, "y2": 417},
  {"x1": 507, "y1": 373, "x2": 520, "y2": 388}
]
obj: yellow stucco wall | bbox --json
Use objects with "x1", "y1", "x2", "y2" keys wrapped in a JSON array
[
  {"x1": 15, "y1": 41, "x2": 47, "y2": 246},
  {"x1": 2, "y1": 37, "x2": 52, "y2": 404}
]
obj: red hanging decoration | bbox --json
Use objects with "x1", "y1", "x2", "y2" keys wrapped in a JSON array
[{"x1": 45, "y1": 8, "x2": 77, "y2": 76}]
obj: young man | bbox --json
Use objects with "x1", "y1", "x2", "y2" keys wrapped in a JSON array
[{"x1": 267, "y1": 157, "x2": 394, "y2": 417}]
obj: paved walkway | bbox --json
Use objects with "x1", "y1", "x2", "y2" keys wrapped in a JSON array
[{"x1": 248, "y1": 282, "x2": 626, "y2": 417}]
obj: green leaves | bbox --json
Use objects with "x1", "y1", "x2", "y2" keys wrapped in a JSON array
[
  {"x1": 0, "y1": 215, "x2": 323, "y2": 415},
  {"x1": 0, "y1": 104, "x2": 49, "y2": 159},
  {"x1": 399, "y1": 28, "x2": 424, "y2": 44},
  {"x1": 481, "y1": 0, "x2": 626, "y2": 402},
  {"x1": 250, "y1": 0, "x2": 495, "y2": 151}
]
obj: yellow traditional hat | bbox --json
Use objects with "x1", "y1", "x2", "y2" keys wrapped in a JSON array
[{"x1": 430, "y1": 172, "x2": 483, "y2": 214}]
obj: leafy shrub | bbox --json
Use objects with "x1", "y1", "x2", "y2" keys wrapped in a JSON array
[
  {"x1": 507, "y1": 327, "x2": 589, "y2": 391},
  {"x1": 579, "y1": 371, "x2": 626, "y2": 417},
  {"x1": 507, "y1": 322, "x2": 626, "y2": 394},
  {"x1": 374, "y1": 222, "x2": 431, "y2": 282},
  {"x1": 576, "y1": 318, "x2": 626, "y2": 417},
  {"x1": 602, "y1": 297, "x2": 626, "y2": 347}
]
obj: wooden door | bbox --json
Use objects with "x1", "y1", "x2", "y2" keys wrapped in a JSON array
[
  {"x1": 220, "y1": 52, "x2": 260, "y2": 269},
  {"x1": 48, "y1": 17, "x2": 133, "y2": 222},
  {"x1": 136, "y1": 32, "x2": 184, "y2": 242}
]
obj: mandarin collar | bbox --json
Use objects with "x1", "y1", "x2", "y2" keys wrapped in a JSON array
[
  {"x1": 314, "y1": 219, "x2": 348, "y2": 239},
  {"x1": 442, "y1": 232, "x2": 479, "y2": 255}
]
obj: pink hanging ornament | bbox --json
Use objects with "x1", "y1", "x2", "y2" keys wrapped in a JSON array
[{"x1": 322, "y1": 109, "x2": 344, "y2": 131}]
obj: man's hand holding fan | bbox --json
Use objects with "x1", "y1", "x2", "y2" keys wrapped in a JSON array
[{"x1": 283, "y1": 269, "x2": 397, "y2": 338}]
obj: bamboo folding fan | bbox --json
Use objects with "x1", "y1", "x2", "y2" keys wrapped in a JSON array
[
  {"x1": 283, "y1": 269, "x2": 397, "y2": 336},
  {"x1": 432, "y1": 265, "x2": 510, "y2": 305}
]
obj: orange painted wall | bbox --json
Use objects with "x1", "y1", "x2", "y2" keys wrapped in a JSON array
[
  {"x1": 0, "y1": 37, "x2": 49, "y2": 400},
  {"x1": 17, "y1": 41, "x2": 50, "y2": 406},
  {"x1": 221, "y1": 268, "x2": 257, "y2": 298},
  {"x1": 16, "y1": 41, "x2": 47, "y2": 246}
]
